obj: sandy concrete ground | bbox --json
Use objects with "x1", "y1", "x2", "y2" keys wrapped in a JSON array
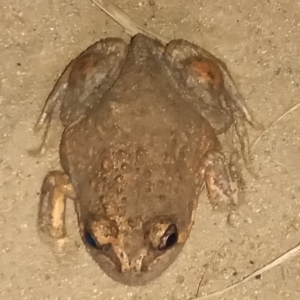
[{"x1": 1, "y1": 0, "x2": 300, "y2": 299}]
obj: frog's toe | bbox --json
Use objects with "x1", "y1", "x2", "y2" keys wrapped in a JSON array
[
  {"x1": 201, "y1": 151, "x2": 240, "y2": 207},
  {"x1": 38, "y1": 171, "x2": 76, "y2": 239}
]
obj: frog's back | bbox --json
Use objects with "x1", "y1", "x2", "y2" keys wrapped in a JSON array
[
  {"x1": 60, "y1": 34, "x2": 219, "y2": 223},
  {"x1": 92, "y1": 33, "x2": 218, "y2": 156}
]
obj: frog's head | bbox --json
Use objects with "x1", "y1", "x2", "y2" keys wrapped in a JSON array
[
  {"x1": 80, "y1": 214, "x2": 188, "y2": 286},
  {"x1": 76, "y1": 144, "x2": 197, "y2": 285}
]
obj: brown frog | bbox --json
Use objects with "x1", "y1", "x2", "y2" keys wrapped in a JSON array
[{"x1": 36, "y1": 34, "x2": 253, "y2": 285}]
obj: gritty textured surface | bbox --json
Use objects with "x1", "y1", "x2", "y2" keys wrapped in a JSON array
[{"x1": 1, "y1": 0, "x2": 300, "y2": 299}]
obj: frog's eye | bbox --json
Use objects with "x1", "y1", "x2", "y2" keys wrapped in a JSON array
[
  {"x1": 84, "y1": 230, "x2": 98, "y2": 248},
  {"x1": 158, "y1": 224, "x2": 178, "y2": 251},
  {"x1": 84, "y1": 230, "x2": 112, "y2": 252}
]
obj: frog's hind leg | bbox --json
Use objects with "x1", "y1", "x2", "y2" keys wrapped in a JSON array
[
  {"x1": 164, "y1": 39, "x2": 256, "y2": 125},
  {"x1": 34, "y1": 38, "x2": 128, "y2": 151},
  {"x1": 164, "y1": 39, "x2": 259, "y2": 170},
  {"x1": 200, "y1": 151, "x2": 242, "y2": 207}
]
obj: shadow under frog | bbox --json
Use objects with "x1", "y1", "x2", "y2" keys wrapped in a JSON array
[{"x1": 35, "y1": 34, "x2": 254, "y2": 286}]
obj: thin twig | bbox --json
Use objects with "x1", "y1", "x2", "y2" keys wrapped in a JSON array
[
  {"x1": 194, "y1": 243, "x2": 300, "y2": 299},
  {"x1": 252, "y1": 102, "x2": 300, "y2": 149},
  {"x1": 195, "y1": 267, "x2": 209, "y2": 299},
  {"x1": 90, "y1": 0, "x2": 169, "y2": 43},
  {"x1": 195, "y1": 248, "x2": 220, "y2": 298}
]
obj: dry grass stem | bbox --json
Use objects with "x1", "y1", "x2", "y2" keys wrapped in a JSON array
[
  {"x1": 194, "y1": 243, "x2": 300, "y2": 299},
  {"x1": 252, "y1": 102, "x2": 300, "y2": 149},
  {"x1": 91, "y1": 0, "x2": 169, "y2": 43}
]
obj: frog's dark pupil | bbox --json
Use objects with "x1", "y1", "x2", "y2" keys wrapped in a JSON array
[
  {"x1": 84, "y1": 231, "x2": 97, "y2": 248},
  {"x1": 158, "y1": 224, "x2": 178, "y2": 251},
  {"x1": 165, "y1": 232, "x2": 177, "y2": 248}
]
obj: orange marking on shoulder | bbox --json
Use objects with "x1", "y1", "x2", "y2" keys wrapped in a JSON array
[{"x1": 190, "y1": 60, "x2": 224, "y2": 90}]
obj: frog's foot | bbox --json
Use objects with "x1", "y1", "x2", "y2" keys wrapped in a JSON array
[
  {"x1": 38, "y1": 170, "x2": 76, "y2": 239},
  {"x1": 201, "y1": 151, "x2": 241, "y2": 207},
  {"x1": 33, "y1": 38, "x2": 128, "y2": 153},
  {"x1": 32, "y1": 60, "x2": 75, "y2": 157},
  {"x1": 34, "y1": 65, "x2": 73, "y2": 133},
  {"x1": 29, "y1": 63, "x2": 73, "y2": 156}
]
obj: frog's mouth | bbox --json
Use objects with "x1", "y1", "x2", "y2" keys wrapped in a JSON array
[{"x1": 85, "y1": 239, "x2": 185, "y2": 286}]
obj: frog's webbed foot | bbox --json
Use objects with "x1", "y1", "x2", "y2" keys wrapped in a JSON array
[
  {"x1": 200, "y1": 151, "x2": 242, "y2": 208},
  {"x1": 33, "y1": 38, "x2": 128, "y2": 154},
  {"x1": 29, "y1": 64, "x2": 72, "y2": 156},
  {"x1": 38, "y1": 170, "x2": 76, "y2": 239},
  {"x1": 34, "y1": 65, "x2": 73, "y2": 133},
  {"x1": 164, "y1": 40, "x2": 260, "y2": 170}
]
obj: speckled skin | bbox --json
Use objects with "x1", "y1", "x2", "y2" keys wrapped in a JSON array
[{"x1": 37, "y1": 34, "x2": 248, "y2": 285}]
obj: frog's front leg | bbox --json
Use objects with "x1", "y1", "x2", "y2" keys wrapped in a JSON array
[
  {"x1": 38, "y1": 171, "x2": 76, "y2": 238},
  {"x1": 200, "y1": 151, "x2": 241, "y2": 207}
]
